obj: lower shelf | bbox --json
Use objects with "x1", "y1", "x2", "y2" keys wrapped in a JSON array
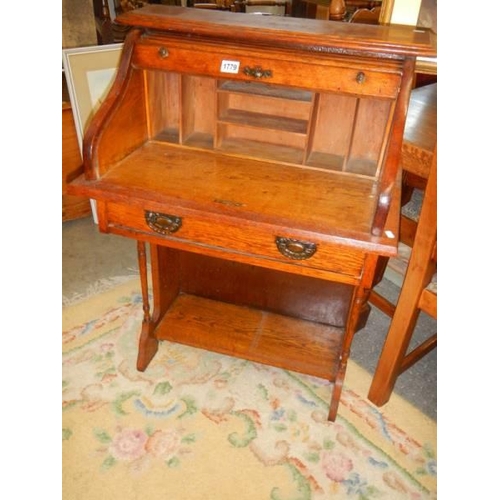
[{"x1": 155, "y1": 293, "x2": 344, "y2": 381}]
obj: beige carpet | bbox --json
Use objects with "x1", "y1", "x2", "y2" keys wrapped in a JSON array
[{"x1": 63, "y1": 277, "x2": 437, "y2": 499}]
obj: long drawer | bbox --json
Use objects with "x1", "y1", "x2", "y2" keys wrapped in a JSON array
[
  {"x1": 132, "y1": 37, "x2": 402, "y2": 98},
  {"x1": 101, "y1": 201, "x2": 366, "y2": 280}
]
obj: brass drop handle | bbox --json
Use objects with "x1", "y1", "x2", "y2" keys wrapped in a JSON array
[
  {"x1": 158, "y1": 46, "x2": 169, "y2": 59},
  {"x1": 243, "y1": 66, "x2": 273, "y2": 79},
  {"x1": 275, "y1": 237, "x2": 317, "y2": 260},
  {"x1": 145, "y1": 211, "x2": 182, "y2": 235},
  {"x1": 356, "y1": 71, "x2": 366, "y2": 84}
]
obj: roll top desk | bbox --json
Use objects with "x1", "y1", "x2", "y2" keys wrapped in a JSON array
[{"x1": 68, "y1": 6, "x2": 436, "y2": 421}]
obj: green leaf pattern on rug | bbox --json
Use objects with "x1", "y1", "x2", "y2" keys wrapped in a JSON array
[
  {"x1": 178, "y1": 396, "x2": 197, "y2": 418},
  {"x1": 153, "y1": 381, "x2": 172, "y2": 396},
  {"x1": 228, "y1": 411, "x2": 258, "y2": 447},
  {"x1": 112, "y1": 391, "x2": 141, "y2": 416},
  {"x1": 94, "y1": 428, "x2": 113, "y2": 444},
  {"x1": 101, "y1": 455, "x2": 117, "y2": 471},
  {"x1": 271, "y1": 463, "x2": 312, "y2": 500},
  {"x1": 62, "y1": 428, "x2": 73, "y2": 441}
]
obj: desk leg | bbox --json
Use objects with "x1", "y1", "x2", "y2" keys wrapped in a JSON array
[
  {"x1": 137, "y1": 241, "x2": 158, "y2": 371},
  {"x1": 136, "y1": 242, "x2": 180, "y2": 371},
  {"x1": 328, "y1": 284, "x2": 371, "y2": 420},
  {"x1": 328, "y1": 254, "x2": 379, "y2": 421}
]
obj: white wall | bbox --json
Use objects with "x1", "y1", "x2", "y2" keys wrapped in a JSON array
[{"x1": 390, "y1": 0, "x2": 422, "y2": 26}]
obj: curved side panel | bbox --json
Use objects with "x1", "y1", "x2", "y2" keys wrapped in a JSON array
[{"x1": 83, "y1": 29, "x2": 148, "y2": 179}]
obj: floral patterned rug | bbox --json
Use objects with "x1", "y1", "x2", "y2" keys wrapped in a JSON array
[{"x1": 62, "y1": 278, "x2": 437, "y2": 499}]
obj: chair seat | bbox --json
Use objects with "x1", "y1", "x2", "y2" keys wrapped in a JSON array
[
  {"x1": 383, "y1": 242, "x2": 411, "y2": 288},
  {"x1": 401, "y1": 188, "x2": 423, "y2": 222},
  {"x1": 426, "y1": 273, "x2": 437, "y2": 294},
  {"x1": 419, "y1": 274, "x2": 437, "y2": 318}
]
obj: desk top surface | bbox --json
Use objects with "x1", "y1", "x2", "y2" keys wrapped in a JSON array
[
  {"x1": 116, "y1": 5, "x2": 436, "y2": 58},
  {"x1": 404, "y1": 83, "x2": 437, "y2": 156},
  {"x1": 74, "y1": 142, "x2": 400, "y2": 253}
]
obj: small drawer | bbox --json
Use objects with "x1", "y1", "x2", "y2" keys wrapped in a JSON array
[
  {"x1": 133, "y1": 38, "x2": 401, "y2": 98},
  {"x1": 103, "y1": 202, "x2": 365, "y2": 279}
]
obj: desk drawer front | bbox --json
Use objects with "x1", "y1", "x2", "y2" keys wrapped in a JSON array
[
  {"x1": 104, "y1": 202, "x2": 365, "y2": 278},
  {"x1": 133, "y1": 40, "x2": 400, "y2": 98}
]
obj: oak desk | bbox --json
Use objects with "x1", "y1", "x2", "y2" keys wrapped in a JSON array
[
  {"x1": 402, "y1": 83, "x2": 437, "y2": 179},
  {"x1": 68, "y1": 6, "x2": 436, "y2": 421}
]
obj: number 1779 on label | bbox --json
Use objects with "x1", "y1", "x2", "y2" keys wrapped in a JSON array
[{"x1": 220, "y1": 60, "x2": 240, "y2": 74}]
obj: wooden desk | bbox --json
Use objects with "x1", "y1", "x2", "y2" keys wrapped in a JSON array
[
  {"x1": 401, "y1": 83, "x2": 437, "y2": 179},
  {"x1": 68, "y1": 6, "x2": 435, "y2": 421}
]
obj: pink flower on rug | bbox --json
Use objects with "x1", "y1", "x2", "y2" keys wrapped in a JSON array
[
  {"x1": 145, "y1": 429, "x2": 181, "y2": 459},
  {"x1": 99, "y1": 342, "x2": 114, "y2": 353},
  {"x1": 322, "y1": 451, "x2": 353, "y2": 482},
  {"x1": 109, "y1": 428, "x2": 148, "y2": 461}
]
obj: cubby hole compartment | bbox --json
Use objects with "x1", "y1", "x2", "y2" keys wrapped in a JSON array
[
  {"x1": 306, "y1": 93, "x2": 393, "y2": 178},
  {"x1": 145, "y1": 72, "x2": 216, "y2": 149},
  {"x1": 215, "y1": 80, "x2": 313, "y2": 164},
  {"x1": 146, "y1": 70, "x2": 181, "y2": 144},
  {"x1": 215, "y1": 124, "x2": 307, "y2": 164},
  {"x1": 180, "y1": 75, "x2": 216, "y2": 149}
]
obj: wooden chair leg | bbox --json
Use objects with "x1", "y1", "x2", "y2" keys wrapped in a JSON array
[
  {"x1": 368, "y1": 145, "x2": 437, "y2": 407},
  {"x1": 400, "y1": 333, "x2": 436, "y2": 373},
  {"x1": 367, "y1": 306, "x2": 421, "y2": 406}
]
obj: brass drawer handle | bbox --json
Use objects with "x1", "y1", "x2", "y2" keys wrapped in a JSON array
[
  {"x1": 243, "y1": 66, "x2": 273, "y2": 79},
  {"x1": 145, "y1": 211, "x2": 182, "y2": 235},
  {"x1": 158, "y1": 46, "x2": 169, "y2": 59},
  {"x1": 275, "y1": 237, "x2": 317, "y2": 260}
]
